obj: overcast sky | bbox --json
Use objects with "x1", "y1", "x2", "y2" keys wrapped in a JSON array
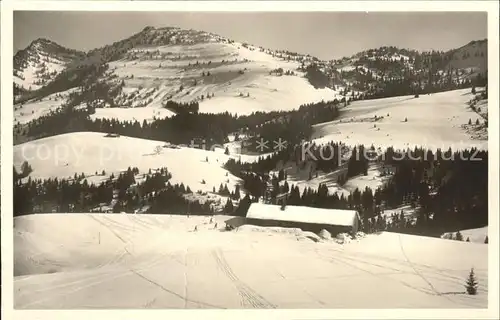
[{"x1": 14, "y1": 11, "x2": 487, "y2": 60}]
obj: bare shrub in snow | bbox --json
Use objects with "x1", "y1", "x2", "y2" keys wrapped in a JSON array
[{"x1": 153, "y1": 145, "x2": 162, "y2": 155}]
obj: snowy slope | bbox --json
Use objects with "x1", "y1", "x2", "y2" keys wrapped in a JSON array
[
  {"x1": 89, "y1": 106, "x2": 176, "y2": 124},
  {"x1": 102, "y1": 38, "x2": 341, "y2": 117},
  {"x1": 13, "y1": 132, "x2": 247, "y2": 194},
  {"x1": 14, "y1": 88, "x2": 78, "y2": 125},
  {"x1": 14, "y1": 213, "x2": 488, "y2": 308},
  {"x1": 441, "y1": 227, "x2": 488, "y2": 244},
  {"x1": 312, "y1": 88, "x2": 487, "y2": 150}
]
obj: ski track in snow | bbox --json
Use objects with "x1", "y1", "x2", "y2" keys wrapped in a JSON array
[
  {"x1": 212, "y1": 248, "x2": 276, "y2": 309},
  {"x1": 14, "y1": 214, "x2": 488, "y2": 309}
]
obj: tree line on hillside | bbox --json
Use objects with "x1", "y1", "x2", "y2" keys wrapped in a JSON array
[
  {"x1": 16, "y1": 98, "x2": 343, "y2": 148},
  {"x1": 15, "y1": 63, "x2": 112, "y2": 105},
  {"x1": 224, "y1": 141, "x2": 368, "y2": 180},
  {"x1": 14, "y1": 165, "x2": 240, "y2": 216},
  {"x1": 225, "y1": 142, "x2": 488, "y2": 237},
  {"x1": 14, "y1": 141, "x2": 488, "y2": 238},
  {"x1": 162, "y1": 100, "x2": 200, "y2": 114},
  {"x1": 335, "y1": 44, "x2": 488, "y2": 98}
]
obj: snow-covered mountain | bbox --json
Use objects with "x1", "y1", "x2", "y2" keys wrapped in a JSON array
[
  {"x1": 14, "y1": 27, "x2": 341, "y2": 116},
  {"x1": 14, "y1": 27, "x2": 488, "y2": 117},
  {"x1": 13, "y1": 38, "x2": 85, "y2": 93}
]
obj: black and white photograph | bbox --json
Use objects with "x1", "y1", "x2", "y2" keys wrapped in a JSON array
[{"x1": 1, "y1": 1, "x2": 499, "y2": 317}]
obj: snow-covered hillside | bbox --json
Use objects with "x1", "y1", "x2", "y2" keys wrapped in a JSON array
[
  {"x1": 312, "y1": 88, "x2": 488, "y2": 151},
  {"x1": 13, "y1": 131, "x2": 253, "y2": 194},
  {"x1": 14, "y1": 213, "x2": 488, "y2": 308},
  {"x1": 331, "y1": 41, "x2": 487, "y2": 93},
  {"x1": 441, "y1": 227, "x2": 488, "y2": 244},
  {"x1": 100, "y1": 32, "x2": 341, "y2": 116},
  {"x1": 14, "y1": 88, "x2": 78, "y2": 125}
]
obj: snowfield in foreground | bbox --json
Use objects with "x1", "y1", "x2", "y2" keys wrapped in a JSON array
[
  {"x1": 312, "y1": 89, "x2": 488, "y2": 151},
  {"x1": 14, "y1": 213, "x2": 487, "y2": 309}
]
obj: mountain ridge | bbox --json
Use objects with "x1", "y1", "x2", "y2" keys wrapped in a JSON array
[{"x1": 13, "y1": 26, "x2": 487, "y2": 108}]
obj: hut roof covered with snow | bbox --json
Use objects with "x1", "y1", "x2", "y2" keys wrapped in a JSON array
[{"x1": 246, "y1": 202, "x2": 360, "y2": 228}]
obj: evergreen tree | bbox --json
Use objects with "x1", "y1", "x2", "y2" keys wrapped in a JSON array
[
  {"x1": 484, "y1": 236, "x2": 488, "y2": 244},
  {"x1": 223, "y1": 184, "x2": 230, "y2": 196},
  {"x1": 235, "y1": 193, "x2": 251, "y2": 217},
  {"x1": 465, "y1": 268, "x2": 478, "y2": 295},
  {"x1": 455, "y1": 231, "x2": 464, "y2": 241},
  {"x1": 466, "y1": 237, "x2": 470, "y2": 242},
  {"x1": 224, "y1": 198, "x2": 234, "y2": 214},
  {"x1": 234, "y1": 185, "x2": 241, "y2": 200},
  {"x1": 20, "y1": 161, "x2": 33, "y2": 177}
]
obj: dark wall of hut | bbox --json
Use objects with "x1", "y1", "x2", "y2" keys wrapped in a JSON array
[{"x1": 244, "y1": 218, "x2": 354, "y2": 236}]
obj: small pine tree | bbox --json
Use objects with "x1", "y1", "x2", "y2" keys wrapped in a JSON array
[
  {"x1": 484, "y1": 236, "x2": 488, "y2": 244},
  {"x1": 471, "y1": 86, "x2": 476, "y2": 94},
  {"x1": 466, "y1": 237, "x2": 470, "y2": 242},
  {"x1": 21, "y1": 161, "x2": 33, "y2": 177},
  {"x1": 224, "y1": 198, "x2": 234, "y2": 214},
  {"x1": 455, "y1": 231, "x2": 464, "y2": 241},
  {"x1": 465, "y1": 268, "x2": 478, "y2": 295},
  {"x1": 468, "y1": 119, "x2": 472, "y2": 125},
  {"x1": 476, "y1": 119, "x2": 480, "y2": 125}
]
